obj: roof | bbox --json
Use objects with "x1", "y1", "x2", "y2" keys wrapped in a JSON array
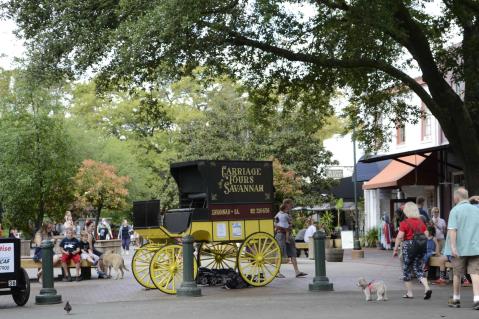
[
  {"x1": 360, "y1": 144, "x2": 449, "y2": 163},
  {"x1": 328, "y1": 177, "x2": 363, "y2": 201},
  {"x1": 355, "y1": 157, "x2": 391, "y2": 182},
  {"x1": 363, "y1": 154, "x2": 429, "y2": 190}
]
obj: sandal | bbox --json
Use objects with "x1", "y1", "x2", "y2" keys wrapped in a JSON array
[
  {"x1": 424, "y1": 290, "x2": 432, "y2": 300},
  {"x1": 402, "y1": 294, "x2": 414, "y2": 299}
]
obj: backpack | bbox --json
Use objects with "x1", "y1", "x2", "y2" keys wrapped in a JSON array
[
  {"x1": 406, "y1": 220, "x2": 427, "y2": 257},
  {"x1": 224, "y1": 271, "x2": 250, "y2": 289}
]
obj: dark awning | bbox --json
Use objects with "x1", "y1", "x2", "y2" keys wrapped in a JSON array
[
  {"x1": 360, "y1": 144, "x2": 449, "y2": 163},
  {"x1": 355, "y1": 156, "x2": 391, "y2": 182}
]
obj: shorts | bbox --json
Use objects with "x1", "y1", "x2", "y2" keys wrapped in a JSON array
[
  {"x1": 81, "y1": 253, "x2": 100, "y2": 264},
  {"x1": 61, "y1": 253, "x2": 81, "y2": 264},
  {"x1": 452, "y1": 256, "x2": 479, "y2": 276},
  {"x1": 275, "y1": 232, "x2": 296, "y2": 258}
]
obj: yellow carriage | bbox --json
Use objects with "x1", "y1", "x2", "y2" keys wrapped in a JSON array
[{"x1": 131, "y1": 160, "x2": 281, "y2": 294}]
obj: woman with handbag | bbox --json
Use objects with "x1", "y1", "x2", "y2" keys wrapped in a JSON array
[{"x1": 393, "y1": 202, "x2": 432, "y2": 300}]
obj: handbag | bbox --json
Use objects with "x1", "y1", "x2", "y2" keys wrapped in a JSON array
[{"x1": 406, "y1": 220, "x2": 427, "y2": 257}]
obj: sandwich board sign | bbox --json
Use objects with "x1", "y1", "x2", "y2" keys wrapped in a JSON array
[{"x1": 340, "y1": 231, "x2": 354, "y2": 249}]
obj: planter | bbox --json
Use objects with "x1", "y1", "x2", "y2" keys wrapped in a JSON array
[
  {"x1": 334, "y1": 239, "x2": 342, "y2": 249},
  {"x1": 325, "y1": 237, "x2": 333, "y2": 249},
  {"x1": 326, "y1": 248, "x2": 344, "y2": 262},
  {"x1": 308, "y1": 240, "x2": 315, "y2": 260},
  {"x1": 20, "y1": 240, "x2": 31, "y2": 257},
  {"x1": 94, "y1": 239, "x2": 122, "y2": 254}
]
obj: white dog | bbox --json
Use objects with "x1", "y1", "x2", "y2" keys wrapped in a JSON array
[{"x1": 357, "y1": 277, "x2": 388, "y2": 301}]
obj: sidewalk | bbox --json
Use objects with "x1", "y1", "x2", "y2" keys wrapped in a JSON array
[{"x1": 1, "y1": 248, "x2": 477, "y2": 319}]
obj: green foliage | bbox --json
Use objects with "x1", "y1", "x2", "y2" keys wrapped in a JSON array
[
  {"x1": 0, "y1": 69, "x2": 76, "y2": 234},
  {"x1": 6, "y1": 0, "x2": 479, "y2": 193},
  {"x1": 320, "y1": 211, "x2": 334, "y2": 237},
  {"x1": 365, "y1": 228, "x2": 379, "y2": 248}
]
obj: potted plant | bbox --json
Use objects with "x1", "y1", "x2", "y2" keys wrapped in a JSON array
[
  {"x1": 320, "y1": 210, "x2": 334, "y2": 248},
  {"x1": 322, "y1": 210, "x2": 344, "y2": 262},
  {"x1": 333, "y1": 198, "x2": 344, "y2": 248},
  {"x1": 365, "y1": 228, "x2": 379, "y2": 248}
]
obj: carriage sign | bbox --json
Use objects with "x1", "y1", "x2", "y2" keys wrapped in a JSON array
[{"x1": 0, "y1": 242, "x2": 15, "y2": 274}]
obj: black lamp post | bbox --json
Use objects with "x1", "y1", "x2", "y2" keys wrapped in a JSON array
[{"x1": 352, "y1": 127, "x2": 361, "y2": 250}]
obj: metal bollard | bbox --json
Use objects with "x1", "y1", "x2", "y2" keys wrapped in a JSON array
[
  {"x1": 35, "y1": 240, "x2": 62, "y2": 304},
  {"x1": 177, "y1": 235, "x2": 201, "y2": 297},
  {"x1": 309, "y1": 231, "x2": 334, "y2": 291}
]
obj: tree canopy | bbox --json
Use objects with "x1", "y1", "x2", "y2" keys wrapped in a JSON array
[
  {"x1": 3, "y1": 0, "x2": 479, "y2": 191},
  {"x1": 0, "y1": 69, "x2": 76, "y2": 233}
]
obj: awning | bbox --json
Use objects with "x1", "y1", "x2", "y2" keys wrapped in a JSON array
[
  {"x1": 355, "y1": 156, "x2": 391, "y2": 182},
  {"x1": 363, "y1": 154, "x2": 429, "y2": 190}
]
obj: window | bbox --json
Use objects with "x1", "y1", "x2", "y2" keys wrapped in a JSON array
[
  {"x1": 421, "y1": 105, "x2": 432, "y2": 140},
  {"x1": 396, "y1": 125, "x2": 406, "y2": 144}
]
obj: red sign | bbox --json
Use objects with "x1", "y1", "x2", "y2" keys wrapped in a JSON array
[{"x1": 209, "y1": 203, "x2": 274, "y2": 221}]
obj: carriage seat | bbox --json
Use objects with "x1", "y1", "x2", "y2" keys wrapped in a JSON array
[
  {"x1": 187, "y1": 193, "x2": 207, "y2": 200},
  {"x1": 164, "y1": 209, "x2": 193, "y2": 234}
]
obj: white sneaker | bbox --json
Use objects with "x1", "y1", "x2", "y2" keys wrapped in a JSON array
[{"x1": 126, "y1": 251, "x2": 129, "y2": 255}]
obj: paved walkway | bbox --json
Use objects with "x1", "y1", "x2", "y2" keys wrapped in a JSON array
[{"x1": 1, "y1": 248, "x2": 478, "y2": 318}]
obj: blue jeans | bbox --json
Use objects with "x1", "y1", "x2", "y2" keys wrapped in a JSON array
[{"x1": 121, "y1": 237, "x2": 131, "y2": 251}]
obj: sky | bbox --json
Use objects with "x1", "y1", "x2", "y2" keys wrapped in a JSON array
[{"x1": 0, "y1": 18, "x2": 24, "y2": 69}]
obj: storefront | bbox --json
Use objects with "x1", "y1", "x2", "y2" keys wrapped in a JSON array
[{"x1": 359, "y1": 145, "x2": 463, "y2": 230}]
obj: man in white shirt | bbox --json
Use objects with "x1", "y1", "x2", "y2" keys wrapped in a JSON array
[{"x1": 304, "y1": 219, "x2": 317, "y2": 243}]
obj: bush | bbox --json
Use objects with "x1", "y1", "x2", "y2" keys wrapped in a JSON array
[{"x1": 365, "y1": 228, "x2": 379, "y2": 248}]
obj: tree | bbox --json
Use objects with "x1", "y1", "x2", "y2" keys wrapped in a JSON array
[
  {"x1": 73, "y1": 159, "x2": 129, "y2": 229},
  {"x1": 0, "y1": 68, "x2": 75, "y2": 233},
  {"x1": 4, "y1": 1, "x2": 479, "y2": 191}
]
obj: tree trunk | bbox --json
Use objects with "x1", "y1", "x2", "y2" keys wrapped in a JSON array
[{"x1": 94, "y1": 205, "x2": 103, "y2": 238}]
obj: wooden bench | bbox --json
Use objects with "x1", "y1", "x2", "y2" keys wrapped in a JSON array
[
  {"x1": 295, "y1": 242, "x2": 309, "y2": 258},
  {"x1": 429, "y1": 256, "x2": 452, "y2": 269},
  {"x1": 21, "y1": 257, "x2": 94, "y2": 280},
  {"x1": 427, "y1": 255, "x2": 452, "y2": 281}
]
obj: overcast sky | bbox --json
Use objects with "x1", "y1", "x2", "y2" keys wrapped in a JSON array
[
  {"x1": 0, "y1": 1, "x2": 447, "y2": 71},
  {"x1": 0, "y1": 18, "x2": 24, "y2": 69}
]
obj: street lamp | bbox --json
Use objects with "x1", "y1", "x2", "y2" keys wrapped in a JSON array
[{"x1": 352, "y1": 127, "x2": 361, "y2": 250}]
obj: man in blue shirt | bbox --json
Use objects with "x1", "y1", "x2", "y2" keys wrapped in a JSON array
[
  {"x1": 444, "y1": 188, "x2": 479, "y2": 309},
  {"x1": 416, "y1": 196, "x2": 430, "y2": 223}
]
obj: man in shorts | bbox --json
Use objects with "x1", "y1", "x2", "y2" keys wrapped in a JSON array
[
  {"x1": 444, "y1": 188, "x2": 479, "y2": 309},
  {"x1": 274, "y1": 198, "x2": 307, "y2": 278}
]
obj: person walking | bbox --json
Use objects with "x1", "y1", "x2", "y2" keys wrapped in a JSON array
[
  {"x1": 118, "y1": 219, "x2": 133, "y2": 255},
  {"x1": 416, "y1": 197, "x2": 430, "y2": 223},
  {"x1": 431, "y1": 207, "x2": 446, "y2": 252},
  {"x1": 443, "y1": 188, "x2": 479, "y2": 309},
  {"x1": 393, "y1": 202, "x2": 432, "y2": 300},
  {"x1": 274, "y1": 198, "x2": 307, "y2": 278}
]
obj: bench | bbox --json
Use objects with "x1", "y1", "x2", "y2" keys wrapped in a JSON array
[
  {"x1": 295, "y1": 242, "x2": 309, "y2": 258},
  {"x1": 21, "y1": 257, "x2": 94, "y2": 280},
  {"x1": 427, "y1": 255, "x2": 452, "y2": 281},
  {"x1": 429, "y1": 256, "x2": 452, "y2": 269}
]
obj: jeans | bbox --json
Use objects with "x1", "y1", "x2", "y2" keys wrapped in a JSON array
[{"x1": 121, "y1": 237, "x2": 131, "y2": 251}]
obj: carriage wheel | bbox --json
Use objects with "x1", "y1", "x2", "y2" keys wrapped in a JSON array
[
  {"x1": 132, "y1": 243, "x2": 160, "y2": 289},
  {"x1": 199, "y1": 242, "x2": 238, "y2": 270},
  {"x1": 237, "y1": 232, "x2": 281, "y2": 287},
  {"x1": 149, "y1": 244, "x2": 198, "y2": 295},
  {"x1": 11, "y1": 268, "x2": 30, "y2": 306}
]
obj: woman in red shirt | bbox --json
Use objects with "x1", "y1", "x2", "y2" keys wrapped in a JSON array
[{"x1": 393, "y1": 202, "x2": 432, "y2": 300}]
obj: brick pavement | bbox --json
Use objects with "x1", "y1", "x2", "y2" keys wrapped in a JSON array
[{"x1": 0, "y1": 248, "x2": 470, "y2": 311}]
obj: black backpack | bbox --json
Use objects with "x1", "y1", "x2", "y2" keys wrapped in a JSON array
[{"x1": 406, "y1": 220, "x2": 427, "y2": 256}]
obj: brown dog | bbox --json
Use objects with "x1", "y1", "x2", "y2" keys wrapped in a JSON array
[{"x1": 102, "y1": 250, "x2": 129, "y2": 279}]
